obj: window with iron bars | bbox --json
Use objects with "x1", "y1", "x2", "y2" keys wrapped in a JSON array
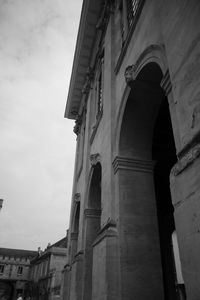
[
  {"x1": 0, "y1": 264, "x2": 5, "y2": 274},
  {"x1": 97, "y1": 70, "x2": 103, "y2": 117},
  {"x1": 126, "y1": 0, "x2": 139, "y2": 28},
  {"x1": 118, "y1": 0, "x2": 141, "y2": 44},
  {"x1": 17, "y1": 266, "x2": 23, "y2": 275},
  {"x1": 95, "y1": 54, "x2": 104, "y2": 120}
]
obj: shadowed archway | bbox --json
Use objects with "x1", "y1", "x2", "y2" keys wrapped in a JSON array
[
  {"x1": 82, "y1": 162, "x2": 102, "y2": 300},
  {"x1": 117, "y1": 62, "x2": 183, "y2": 299}
]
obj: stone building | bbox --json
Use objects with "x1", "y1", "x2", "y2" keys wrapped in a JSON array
[
  {"x1": 0, "y1": 248, "x2": 37, "y2": 300},
  {"x1": 63, "y1": 0, "x2": 200, "y2": 299},
  {"x1": 28, "y1": 237, "x2": 67, "y2": 300}
]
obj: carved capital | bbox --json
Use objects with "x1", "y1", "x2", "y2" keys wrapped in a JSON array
[
  {"x1": 63, "y1": 264, "x2": 71, "y2": 272},
  {"x1": 99, "y1": 218, "x2": 117, "y2": 234},
  {"x1": 160, "y1": 69, "x2": 172, "y2": 96},
  {"x1": 92, "y1": 218, "x2": 118, "y2": 247},
  {"x1": 171, "y1": 143, "x2": 200, "y2": 178},
  {"x1": 73, "y1": 114, "x2": 82, "y2": 135},
  {"x1": 124, "y1": 64, "x2": 136, "y2": 85},
  {"x1": 90, "y1": 153, "x2": 101, "y2": 166},
  {"x1": 112, "y1": 156, "x2": 154, "y2": 174},
  {"x1": 84, "y1": 208, "x2": 101, "y2": 218},
  {"x1": 74, "y1": 250, "x2": 84, "y2": 261},
  {"x1": 74, "y1": 193, "x2": 80, "y2": 203}
]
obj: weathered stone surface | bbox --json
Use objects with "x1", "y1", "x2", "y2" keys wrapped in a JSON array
[{"x1": 64, "y1": 1, "x2": 200, "y2": 299}]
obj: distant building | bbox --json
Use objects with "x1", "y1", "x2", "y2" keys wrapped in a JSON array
[
  {"x1": 0, "y1": 248, "x2": 37, "y2": 300},
  {"x1": 28, "y1": 237, "x2": 67, "y2": 300}
]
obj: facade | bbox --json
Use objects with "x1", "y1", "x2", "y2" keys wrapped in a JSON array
[
  {"x1": 28, "y1": 237, "x2": 67, "y2": 300},
  {"x1": 63, "y1": 0, "x2": 200, "y2": 300},
  {"x1": 0, "y1": 248, "x2": 37, "y2": 300}
]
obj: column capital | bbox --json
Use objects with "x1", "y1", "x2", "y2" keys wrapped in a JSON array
[
  {"x1": 92, "y1": 218, "x2": 118, "y2": 247},
  {"x1": 63, "y1": 263, "x2": 71, "y2": 272},
  {"x1": 73, "y1": 114, "x2": 82, "y2": 135},
  {"x1": 90, "y1": 153, "x2": 101, "y2": 166},
  {"x1": 74, "y1": 193, "x2": 81, "y2": 203},
  {"x1": 112, "y1": 156, "x2": 154, "y2": 174},
  {"x1": 124, "y1": 64, "x2": 136, "y2": 85},
  {"x1": 84, "y1": 208, "x2": 101, "y2": 218},
  {"x1": 74, "y1": 250, "x2": 84, "y2": 261}
]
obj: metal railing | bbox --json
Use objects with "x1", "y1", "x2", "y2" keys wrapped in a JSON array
[{"x1": 126, "y1": 0, "x2": 140, "y2": 28}]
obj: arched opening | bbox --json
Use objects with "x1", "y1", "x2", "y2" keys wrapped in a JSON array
[
  {"x1": 118, "y1": 62, "x2": 184, "y2": 299},
  {"x1": 71, "y1": 201, "x2": 80, "y2": 260},
  {"x1": 153, "y1": 98, "x2": 186, "y2": 300},
  {"x1": 88, "y1": 163, "x2": 102, "y2": 210},
  {"x1": 152, "y1": 97, "x2": 177, "y2": 299},
  {"x1": 83, "y1": 163, "x2": 101, "y2": 300}
]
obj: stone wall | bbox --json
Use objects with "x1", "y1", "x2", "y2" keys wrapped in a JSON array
[{"x1": 64, "y1": 1, "x2": 200, "y2": 299}]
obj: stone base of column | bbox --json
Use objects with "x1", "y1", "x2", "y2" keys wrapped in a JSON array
[{"x1": 92, "y1": 220, "x2": 120, "y2": 300}]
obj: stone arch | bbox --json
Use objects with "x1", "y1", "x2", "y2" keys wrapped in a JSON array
[
  {"x1": 88, "y1": 162, "x2": 102, "y2": 211},
  {"x1": 114, "y1": 59, "x2": 184, "y2": 299},
  {"x1": 114, "y1": 44, "x2": 169, "y2": 155},
  {"x1": 120, "y1": 62, "x2": 164, "y2": 159},
  {"x1": 70, "y1": 194, "x2": 81, "y2": 261},
  {"x1": 71, "y1": 194, "x2": 81, "y2": 232}
]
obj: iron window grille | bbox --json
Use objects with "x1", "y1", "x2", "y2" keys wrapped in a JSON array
[
  {"x1": 0, "y1": 264, "x2": 5, "y2": 274},
  {"x1": 97, "y1": 70, "x2": 103, "y2": 118},
  {"x1": 126, "y1": 0, "x2": 139, "y2": 28},
  {"x1": 17, "y1": 266, "x2": 23, "y2": 275}
]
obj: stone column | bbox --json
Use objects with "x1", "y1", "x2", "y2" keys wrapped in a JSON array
[
  {"x1": 69, "y1": 250, "x2": 84, "y2": 300},
  {"x1": 170, "y1": 143, "x2": 200, "y2": 300},
  {"x1": 69, "y1": 232, "x2": 78, "y2": 300},
  {"x1": 70, "y1": 232, "x2": 78, "y2": 261},
  {"x1": 92, "y1": 220, "x2": 120, "y2": 300},
  {"x1": 75, "y1": 251, "x2": 84, "y2": 300},
  {"x1": 113, "y1": 156, "x2": 164, "y2": 300},
  {"x1": 82, "y1": 208, "x2": 101, "y2": 300},
  {"x1": 62, "y1": 264, "x2": 71, "y2": 300}
]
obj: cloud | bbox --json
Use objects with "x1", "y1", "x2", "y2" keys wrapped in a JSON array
[{"x1": 0, "y1": 0, "x2": 82, "y2": 249}]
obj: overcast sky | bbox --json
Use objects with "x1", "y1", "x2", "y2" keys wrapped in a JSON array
[{"x1": 0, "y1": 0, "x2": 82, "y2": 250}]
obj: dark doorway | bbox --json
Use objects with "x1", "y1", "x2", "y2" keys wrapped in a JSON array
[
  {"x1": 152, "y1": 98, "x2": 177, "y2": 299},
  {"x1": 118, "y1": 62, "x2": 185, "y2": 299},
  {"x1": 83, "y1": 163, "x2": 101, "y2": 300},
  {"x1": 71, "y1": 202, "x2": 80, "y2": 260}
]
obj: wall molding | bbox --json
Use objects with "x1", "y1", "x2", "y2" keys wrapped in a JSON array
[
  {"x1": 84, "y1": 208, "x2": 101, "y2": 218},
  {"x1": 90, "y1": 153, "x2": 101, "y2": 166},
  {"x1": 92, "y1": 219, "x2": 118, "y2": 247},
  {"x1": 171, "y1": 142, "x2": 200, "y2": 178},
  {"x1": 112, "y1": 156, "x2": 154, "y2": 174},
  {"x1": 74, "y1": 193, "x2": 81, "y2": 203}
]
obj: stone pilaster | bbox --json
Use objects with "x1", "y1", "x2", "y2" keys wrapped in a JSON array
[
  {"x1": 84, "y1": 208, "x2": 101, "y2": 218},
  {"x1": 113, "y1": 155, "x2": 164, "y2": 299}
]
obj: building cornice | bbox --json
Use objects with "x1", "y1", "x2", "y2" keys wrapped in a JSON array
[
  {"x1": 65, "y1": 0, "x2": 113, "y2": 120},
  {"x1": 64, "y1": 0, "x2": 103, "y2": 119}
]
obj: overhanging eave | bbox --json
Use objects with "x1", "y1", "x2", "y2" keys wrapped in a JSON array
[{"x1": 65, "y1": 0, "x2": 102, "y2": 119}]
